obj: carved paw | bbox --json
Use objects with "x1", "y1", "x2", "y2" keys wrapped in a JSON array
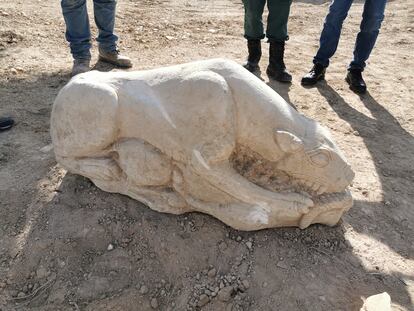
[{"x1": 274, "y1": 192, "x2": 314, "y2": 215}]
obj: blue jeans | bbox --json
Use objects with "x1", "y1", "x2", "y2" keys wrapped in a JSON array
[
  {"x1": 61, "y1": 0, "x2": 118, "y2": 60},
  {"x1": 313, "y1": 0, "x2": 386, "y2": 70}
]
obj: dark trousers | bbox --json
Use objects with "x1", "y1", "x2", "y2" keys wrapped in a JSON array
[
  {"x1": 314, "y1": 0, "x2": 387, "y2": 70},
  {"x1": 242, "y1": 0, "x2": 293, "y2": 42}
]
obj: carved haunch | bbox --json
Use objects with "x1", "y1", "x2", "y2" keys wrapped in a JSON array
[{"x1": 51, "y1": 58, "x2": 355, "y2": 231}]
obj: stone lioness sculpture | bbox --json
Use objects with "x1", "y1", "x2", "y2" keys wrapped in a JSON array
[{"x1": 51, "y1": 59, "x2": 354, "y2": 230}]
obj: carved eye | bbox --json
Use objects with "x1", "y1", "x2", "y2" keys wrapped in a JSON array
[{"x1": 309, "y1": 151, "x2": 330, "y2": 167}]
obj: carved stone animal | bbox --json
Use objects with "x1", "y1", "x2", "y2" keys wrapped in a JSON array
[{"x1": 51, "y1": 58, "x2": 354, "y2": 230}]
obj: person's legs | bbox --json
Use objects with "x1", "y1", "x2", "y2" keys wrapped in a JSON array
[
  {"x1": 93, "y1": 0, "x2": 118, "y2": 52},
  {"x1": 61, "y1": 0, "x2": 91, "y2": 60},
  {"x1": 243, "y1": 0, "x2": 266, "y2": 40},
  {"x1": 93, "y1": 0, "x2": 132, "y2": 68},
  {"x1": 313, "y1": 0, "x2": 353, "y2": 67},
  {"x1": 266, "y1": 0, "x2": 292, "y2": 42},
  {"x1": 302, "y1": 0, "x2": 353, "y2": 85},
  {"x1": 349, "y1": 0, "x2": 387, "y2": 70},
  {"x1": 242, "y1": 0, "x2": 266, "y2": 72},
  {"x1": 266, "y1": 0, "x2": 293, "y2": 82}
]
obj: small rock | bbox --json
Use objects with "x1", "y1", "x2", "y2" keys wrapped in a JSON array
[
  {"x1": 262, "y1": 282, "x2": 268, "y2": 288},
  {"x1": 198, "y1": 294, "x2": 210, "y2": 307},
  {"x1": 207, "y1": 268, "x2": 216, "y2": 278},
  {"x1": 276, "y1": 261, "x2": 288, "y2": 269},
  {"x1": 241, "y1": 280, "x2": 250, "y2": 289},
  {"x1": 236, "y1": 236, "x2": 242, "y2": 242},
  {"x1": 17, "y1": 292, "x2": 26, "y2": 298},
  {"x1": 10, "y1": 290, "x2": 18, "y2": 298},
  {"x1": 36, "y1": 266, "x2": 49, "y2": 279},
  {"x1": 245, "y1": 241, "x2": 253, "y2": 250},
  {"x1": 218, "y1": 241, "x2": 227, "y2": 251},
  {"x1": 218, "y1": 286, "x2": 233, "y2": 302},
  {"x1": 140, "y1": 285, "x2": 149, "y2": 294},
  {"x1": 360, "y1": 292, "x2": 391, "y2": 311},
  {"x1": 107, "y1": 244, "x2": 114, "y2": 251},
  {"x1": 150, "y1": 297, "x2": 159, "y2": 309}
]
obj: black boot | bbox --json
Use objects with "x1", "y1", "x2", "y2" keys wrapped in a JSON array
[
  {"x1": 0, "y1": 116, "x2": 14, "y2": 131},
  {"x1": 346, "y1": 69, "x2": 367, "y2": 94},
  {"x1": 243, "y1": 39, "x2": 261, "y2": 72},
  {"x1": 301, "y1": 63, "x2": 326, "y2": 86},
  {"x1": 266, "y1": 41, "x2": 292, "y2": 83}
]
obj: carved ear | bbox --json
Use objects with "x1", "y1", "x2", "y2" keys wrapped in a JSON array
[{"x1": 274, "y1": 130, "x2": 304, "y2": 153}]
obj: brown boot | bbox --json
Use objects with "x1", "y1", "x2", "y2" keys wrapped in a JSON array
[{"x1": 99, "y1": 48, "x2": 132, "y2": 68}]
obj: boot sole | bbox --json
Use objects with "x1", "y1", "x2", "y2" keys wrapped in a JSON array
[
  {"x1": 99, "y1": 56, "x2": 133, "y2": 68},
  {"x1": 345, "y1": 76, "x2": 367, "y2": 94}
]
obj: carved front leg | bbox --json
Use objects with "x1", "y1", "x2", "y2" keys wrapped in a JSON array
[{"x1": 190, "y1": 150, "x2": 313, "y2": 218}]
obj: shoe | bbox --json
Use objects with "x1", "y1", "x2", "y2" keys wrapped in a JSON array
[
  {"x1": 301, "y1": 64, "x2": 326, "y2": 86},
  {"x1": 243, "y1": 39, "x2": 261, "y2": 72},
  {"x1": 266, "y1": 41, "x2": 292, "y2": 83},
  {"x1": 71, "y1": 58, "x2": 91, "y2": 77},
  {"x1": 99, "y1": 48, "x2": 132, "y2": 68},
  {"x1": 0, "y1": 116, "x2": 14, "y2": 131},
  {"x1": 346, "y1": 69, "x2": 367, "y2": 94}
]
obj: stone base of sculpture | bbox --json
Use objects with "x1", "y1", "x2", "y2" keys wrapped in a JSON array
[{"x1": 51, "y1": 59, "x2": 354, "y2": 231}]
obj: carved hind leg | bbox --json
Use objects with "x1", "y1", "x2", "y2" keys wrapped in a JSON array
[{"x1": 52, "y1": 78, "x2": 122, "y2": 183}]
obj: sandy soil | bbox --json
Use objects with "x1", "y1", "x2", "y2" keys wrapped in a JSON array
[{"x1": 0, "y1": 0, "x2": 413, "y2": 310}]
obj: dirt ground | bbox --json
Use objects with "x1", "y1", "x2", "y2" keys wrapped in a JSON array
[{"x1": 0, "y1": 0, "x2": 413, "y2": 310}]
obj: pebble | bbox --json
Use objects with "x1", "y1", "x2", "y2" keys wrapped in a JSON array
[
  {"x1": 107, "y1": 244, "x2": 114, "y2": 251},
  {"x1": 245, "y1": 241, "x2": 253, "y2": 250},
  {"x1": 218, "y1": 286, "x2": 233, "y2": 302},
  {"x1": 207, "y1": 268, "x2": 216, "y2": 278},
  {"x1": 218, "y1": 241, "x2": 227, "y2": 251},
  {"x1": 236, "y1": 236, "x2": 242, "y2": 242},
  {"x1": 241, "y1": 280, "x2": 250, "y2": 289},
  {"x1": 17, "y1": 291, "x2": 26, "y2": 298},
  {"x1": 36, "y1": 266, "x2": 49, "y2": 279},
  {"x1": 140, "y1": 285, "x2": 149, "y2": 294},
  {"x1": 276, "y1": 261, "x2": 288, "y2": 269},
  {"x1": 198, "y1": 294, "x2": 210, "y2": 307},
  {"x1": 150, "y1": 297, "x2": 158, "y2": 309},
  {"x1": 10, "y1": 290, "x2": 18, "y2": 298}
]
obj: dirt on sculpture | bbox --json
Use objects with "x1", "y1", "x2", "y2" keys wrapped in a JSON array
[{"x1": 0, "y1": 1, "x2": 413, "y2": 311}]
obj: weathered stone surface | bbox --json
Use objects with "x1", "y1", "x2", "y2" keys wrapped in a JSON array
[
  {"x1": 360, "y1": 292, "x2": 392, "y2": 311},
  {"x1": 51, "y1": 58, "x2": 354, "y2": 231}
]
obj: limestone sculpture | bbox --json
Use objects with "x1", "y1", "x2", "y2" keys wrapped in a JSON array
[{"x1": 51, "y1": 59, "x2": 354, "y2": 230}]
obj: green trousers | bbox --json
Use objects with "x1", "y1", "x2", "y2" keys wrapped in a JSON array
[{"x1": 242, "y1": 0, "x2": 292, "y2": 42}]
